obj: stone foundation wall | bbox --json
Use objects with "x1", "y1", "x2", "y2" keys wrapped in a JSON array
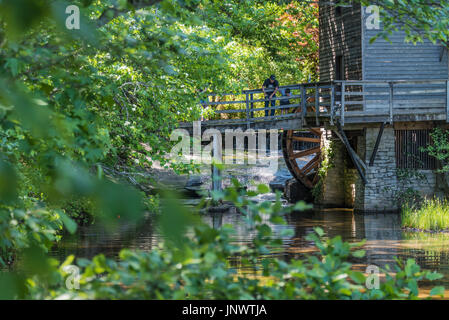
[
  {"x1": 355, "y1": 127, "x2": 438, "y2": 212},
  {"x1": 319, "y1": 126, "x2": 439, "y2": 212},
  {"x1": 355, "y1": 127, "x2": 399, "y2": 212},
  {"x1": 401, "y1": 171, "x2": 436, "y2": 198},
  {"x1": 320, "y1": 131, "x2": 359, "y2": 208},
  {"x1": 354, "y1": 134, "x2": 366, "y2": 210},
  {"x1": 343, "y1": 168, "x2": 357, "y2": 207},
  {"x1": 321, "y1": 135, "x2": 346, "y2": 207}
]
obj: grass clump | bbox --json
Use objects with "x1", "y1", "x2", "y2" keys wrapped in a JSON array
[{"x1": 402, "y1": 198, "x2": 449, "y2": 232}]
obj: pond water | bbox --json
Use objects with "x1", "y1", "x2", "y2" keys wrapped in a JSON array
[
  {"x1": 48, "y1": 151, "x2": 449, "y2": 295},
  {"x1": 49, "y1": 207, "x2": 449, "y2": 289}
]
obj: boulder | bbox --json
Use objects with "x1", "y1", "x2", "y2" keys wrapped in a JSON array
[
  {"x1": 184, "y1": 175, "x2": 204, "y2": 197},
  {"x1": 284, "y1": 178, "x2": 313, "y2": 203}
]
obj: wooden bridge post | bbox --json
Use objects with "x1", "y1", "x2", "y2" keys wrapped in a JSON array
[
  {"x1": 330, "y1": 84, "x2": 335, "y2": 125},
  {"x1": 211, "y1": 135, "x2": 222, "y2": 192},
  {"x1": 250, "y1": 93, "x2": 254, "y2": 119},
  {"x1": 340, "y1": 82, "x2": 345, "y2": 126},
  {"x1": 245, "y1": 93, "x2": 250, "y2": 129},
  {"x1": 315, "y1": 84, "x2": 320, "y2": 126},
  {"x1": 389, "y1": 82, "x2": 394, "y2": 124},
  {"x1": 300, "y1": 85, "x2": 306, "y2": 119},
  {"x1": 446, "y1": 80, "x2": 449, "y2": 122}
]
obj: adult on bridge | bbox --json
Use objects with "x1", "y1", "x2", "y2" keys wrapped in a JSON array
[{"x1": 262, "y1": 75, "x2": 279, "y2": 117}]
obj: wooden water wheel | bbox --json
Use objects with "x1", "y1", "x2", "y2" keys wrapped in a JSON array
[{"x1": 282, "y1": 127, "x2": 322, "y2": 189}]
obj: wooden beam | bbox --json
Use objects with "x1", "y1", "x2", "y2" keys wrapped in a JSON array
[
  {"x1": 245, "y1": 93, "x2": 250, "y2": 129},
  {"x1": 309, "y1": 127, "x2": 322, "y2": 136},
  {"x1": 336, "y1": 122, "x2": 367, "y2": 184},
  {"x1": 340, "y1": 82, "x2": 345, "y2": 126},
  {"x1": 301, "y1": 85, "x2": 306, "y2": 119},
  {"x1": 333, "y1": 130, "x2": 367, "y2": 171},
  {"x1": 301, "y1": 154, "x2": 320, "y2": 172},
  {"x1": 446, "y1": 80, "x2": 449, "y2": 123},
  {"x1": 315, "y1": 85, "x2": 320, "y2": 126},
  {"x1": 369, "y1": 122, "x2": 385, "y2": 166},
  {"x1": 394, "y1": 122, "x2": 435, "y2": 130},
  {"x1": 330, "y1": 84, "x2": 335, "y2": 125},
  {"x1": 389, "y1": 82, "x2": 394, "y2": 124},
  {"x1": 302, "y1": 158, "x2": 319, "y2": 175},
  {"x1": 291, "y1": 136, "x2": 321, "y2": 143},
  {"x1": 290, "y1": 147, "x2": 320, "y2": 160}
]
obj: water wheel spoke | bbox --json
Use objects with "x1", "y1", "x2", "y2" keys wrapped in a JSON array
[
  {"x1": 302, "y1": 177, "x2": 314, "y2": 189},
  {"x1": 309, "y1": 128, "x2": 322, "y2": 136},
  {"x1": 290, "y1": 147, "x2": 320, "y2": 160},
  {"x1": 301, "y1": 154, "x2": 320, "y2": 175},
  {"x1": 303, "y1": 160, "x2": 319, "y2": 175},
  {"x1": 282, "y1": 121, "x2": 323, "y2": 190},
  {"x1": 291, "y1": 136, "x2": 321, "y2": 143},
  {"x1": 312, "y1": 171, "x2": 320, "y2": 184}
]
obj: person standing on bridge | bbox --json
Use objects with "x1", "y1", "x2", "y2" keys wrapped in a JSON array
[
  {"x1": 280, "y1": 88, "x2": 291, "y2": 115},
  {"x1": 262, "y1": 75, "x2": 279, "y2": 117}
]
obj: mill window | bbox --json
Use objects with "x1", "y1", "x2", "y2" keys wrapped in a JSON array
[{"x1": 395, "y1": 129, "x2": 437, "y2": 170}]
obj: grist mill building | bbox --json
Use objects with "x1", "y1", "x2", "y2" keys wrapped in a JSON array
[
  {"x1": 181, "y1": 1, "x2": 449, "y2": 213},
  {"x1": 317, "y1": 1, "x2": 449, "y2": 212}
]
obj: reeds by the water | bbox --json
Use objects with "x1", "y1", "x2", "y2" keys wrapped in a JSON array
[{"x1": 402, "y1": 198, "x2": 449, "y2": 232}]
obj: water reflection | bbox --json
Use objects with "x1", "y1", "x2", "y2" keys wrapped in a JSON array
[{"x1": 50, "y1": 208, "x2": 449, "y2": 288}]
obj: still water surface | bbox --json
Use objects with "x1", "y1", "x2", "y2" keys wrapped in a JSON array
[
  {"x1": 48, "y1": 151, "x2": 449, "y2": 294},
  {"x1": 50, "y1": 208, "x2": 449, "y2": 290}
]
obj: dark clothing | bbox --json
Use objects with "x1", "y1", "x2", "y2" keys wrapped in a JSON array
[
  {"x1": 280, "y1": 97, "x2": 290, "y2": 106},
  {"x1": 262, "y1": 78, "x2": 279, "y2": 117},
  {"x1": 265, "y1": 98, "x2": 275, "y2": 117},
  {"x1": 263, "y1": 78, "x2": 279, "y2": 96}
]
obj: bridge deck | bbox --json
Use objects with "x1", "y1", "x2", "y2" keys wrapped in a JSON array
[{"x1": 179, "y1": 80, "x2": 449, "y2": 132}]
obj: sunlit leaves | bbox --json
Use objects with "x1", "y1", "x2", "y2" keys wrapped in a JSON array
[{"x1": 357, "y1": 0, "x2": 449, "y2": 47}]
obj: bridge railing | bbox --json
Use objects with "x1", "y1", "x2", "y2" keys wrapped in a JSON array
[
  {"x1": 196, "y1": 79, "x2": 449, "y2": 128},
  {"x1": 200, "y1": 83, "x2": 335, "y2": 128},
  {"x1": 334, "y1": 79, "x2": 449, "y2": 125}
]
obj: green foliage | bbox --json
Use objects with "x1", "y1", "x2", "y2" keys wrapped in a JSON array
[
  {"x1": 20, "y1": 182, "x2": 444, "y2": 300},
  {"x1": 58, "y1": 197, "x2": 95, "y2": 226},
  {"x1": 0, "y1": 0, "x2": 319, "y2": 272},
  {"x1": 424, "y1": 128, "x2": 449, "y2": 173},
  {"x1": 356, "y1": 0, "x2": 449, "y2": 48},
  {"x1": 402, "y1": 198, "x2": 449, "y2": 232},
  {"x1": 382, "y1": 168, "x2": 427, "y2": 209},
  {"x1": 1, "y1": 0, "x2": 445, "y2": 300},
  {"x1": 0, "y1": 205, "x2": 69, "y2": 266},
  {"x1": 312, "y1": 140, "x2": 333, "y2": 201}
]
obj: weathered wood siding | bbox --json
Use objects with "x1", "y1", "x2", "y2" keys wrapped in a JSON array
[
  {"x1": 361, "y1": 7, "x2": 449, "y2": 113},
  {"x1": 362, "y1": 10, "x2": 448, "y2": 80},
  {"x1": 319, "y1": 1, "x2": 362, "y2": 82}
]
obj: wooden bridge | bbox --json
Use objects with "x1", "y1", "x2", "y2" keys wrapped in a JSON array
[
  {"x1": 179, "y1": 79, "x2": 449, "y2": 190},
  {"x1": 180, "y1": 79, "x2": 449, "y2": 131}
]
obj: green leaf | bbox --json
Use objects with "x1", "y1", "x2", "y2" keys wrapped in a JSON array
[
  {"x1": 5, "y1": 58, "x2": 19, "y2": 76},
  {"x1": 293, "y1": 201, "x2": 312, "y2": 211},
  {"x1": 349, "y1": 271, "x2": 366, "y2": 284},
  {"x1": 338, "y1": 288, "x2": 352, "y2": 296},
  {"x1": 57, "y1": 210, "x2": 77, "y2": 234},
  {"x1": 352, "y1": 250, "x2": 366, "y2": 258},
  {"x1": 430, "y1": 286, "x2": 445, "y2": 297},
  {"x1": 257, "y1": 184, "x2": 270, "y2": 194},
  {"x1": 314, "y1": 227, "x2": 324, "y2": 237},
  {"x1": 426, "y1": 271, "x2": 444, "y2": 281}
]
